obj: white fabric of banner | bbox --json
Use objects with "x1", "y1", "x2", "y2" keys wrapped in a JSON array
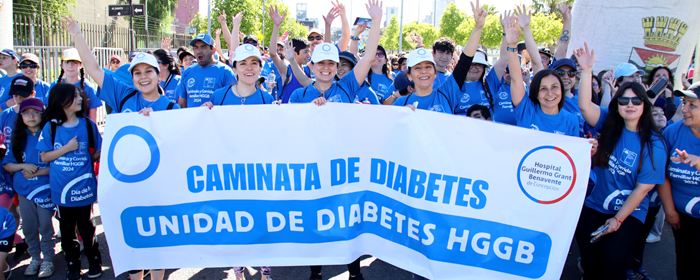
[{"x1": 98, "y1": 104, "x2": 592, "y2": 279}]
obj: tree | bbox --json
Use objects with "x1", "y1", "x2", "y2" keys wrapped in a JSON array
[
  {"x1": 13, "y1": 0, "x2": 75, "y2": 17},
  {"x1": 401, "y1": 22, "x2": 439, "y2": 51},
  {"x1": 133, "y1": 0, "x2": 179, "y2": 34},
  {"x1": 439, "y1": 3, "x2": 467, "y2": 41},
  {"x1": 380, "y1": 15, "x2": 400, "y2": 51},
  {"x1": 532, "y1": 0, "x2": 575, "y2": 19},
  {"x1": 530, "y1": 13, "x2": 563, "y2": 46},
  {"x1": 456, "y1": 14, "x2": 502, "y2": 49},
  {"x1": 483, "y1": 4, "x2": 498, "y2": 16}
]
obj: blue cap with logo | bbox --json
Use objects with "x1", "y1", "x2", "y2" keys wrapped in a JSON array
[
  {"x1": 0, "y1": 49, "x2": 19, "y2": 61},
  {"x1": 190, "y1": 33, "x2": 214, "y2": 46}
]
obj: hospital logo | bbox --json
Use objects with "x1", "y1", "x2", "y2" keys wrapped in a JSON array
[
  {"x1": 108, "y1": 126, "x2": 160, "y2": 183},
  {"x1": 245, "y1": 45, "x2": 255, "y2": 51},
  {"x1": 2, "y1": 127, "x2": 11, "y2": 141},
  {"x1": 187, "y1": 78, "x2": 195, "y2": 88},
  {"x1": 460, "y1": 93, "x2": 470, "y2": 103},
  {"x1": 417, "y1": 49, "x2": 427, "y2": 56},
  {"x1": 136, "y1": 53, "x2": 146, "y2": 59},
  {"x1": 621, "y1": 148, "x2": 638, "y2": 167},
  {"x1": 53, "y1": 143, "x2": 63, "y2": 151},
  {"x1": 499, "y1": 92, "x2": 508, "y2": 100},
  {"x1": 322, "y1": 44, "x2": 332, "y2": 52},
  {"x1": 204, "y1": 77, "x2": 215, "y2": 88},
  {"x1": 517, "y1": 146, "x2": 577, "y2": 204},
  {"x1": 530, "y1": 124, "x2": 540, "y2": 131}
]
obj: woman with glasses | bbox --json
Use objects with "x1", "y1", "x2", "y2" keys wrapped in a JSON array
[
  {"x1": 18, "y1": 53, "x2": 50, "y2": 104},
  {"x1": 390, "y1": 56, "x2": 400, "y2": 76},
  {"x1": 366, "y1": 45, "x2": 394, "y2": 103},
  {"x1": 153, "y1": 49, "x2": 182, "y2": 102},
  {"x1": 575, "y1": 44, "x2": 667, "y2": 280},
  {"x1": 108, "y1": 55, "x2": 122, "y2": 72}
]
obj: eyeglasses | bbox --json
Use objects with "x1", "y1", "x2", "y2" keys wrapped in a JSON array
[
  {"x1": 246, "y1": 41, "x2": 258, "y2": 46},
  {"x1": 556, "y1": 69, "x2": 577, "y2": 78},
  {"x1": 617, "y1": 97, "x2": 643, "y2": 106},
  {"x1": 308, "y1": 36, "x2": 323, "y2": 41},
  {"x1": 392, "y1": 63, "x2": 399, "y2": 66},
  {"x1": 20, "y1": 111, "x2": 42, "y2": 117},
  {"x1": 19, "y1": 64, "x2": 38, "y2": 69},
  {"x1": 375, "y1": 53, "x2": 386, "y2": 58},
  {"x1": 111, "y1": 60, "x2": 120, "y2": 64},
  {"x1": 592, "y1": 82, "x2": 599, "y2": 88}
]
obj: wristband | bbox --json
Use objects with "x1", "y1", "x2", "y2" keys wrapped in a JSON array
[
  {"x1": 351, "y1": 36, "x2": 360, "y2": 41},
  {"x1": 613, "y1": 216, "x2": 623, "y2": 224},
  {"x1": 506, "y1": 47, "x2": 517, "y2": 52}
]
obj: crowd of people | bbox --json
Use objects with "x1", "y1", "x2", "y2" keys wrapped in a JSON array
[{"x1": 0, "y1": 0, "x2": 698, "y2": 279}]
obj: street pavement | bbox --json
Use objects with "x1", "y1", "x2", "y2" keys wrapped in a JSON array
[{"x1": 7, "y1": 204, "x2": 677, "y2": 280}]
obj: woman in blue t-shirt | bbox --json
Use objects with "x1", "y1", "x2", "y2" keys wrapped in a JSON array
[
  {"x1": 153, "y1": 49, "x2": 182, "y2": 103},
  {"x1": 366, "y1": 45, "x2": 394, "y2": 103},
  {"x1": 18, "y1": 53, "x2": 50, "y2": 104},
  {"x1": 61, "y1": 16, "x2": 179, "y2": 116},
  {"x1": 656, "y1": 82, "x2": 700, "y2": 280},
  {"x1": 3, "y1": 98, "x2": 55, "y2": 277},
  {"x1": 37, "y1": 83, "x2": 103, "y2": 280},
  {"x1": 503, "y1": 18, "x2": 578, "y2": 137},
  {"x1": 48, "y1": 48, "x2": 103, "y2": 122},
  {"x1": 575, "y1": 44, "x2": 668, "y2": 279}
]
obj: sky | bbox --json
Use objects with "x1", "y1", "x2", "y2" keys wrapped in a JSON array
[{"x1": 201, "y1": 0, "x2": 532, "y2": 29}]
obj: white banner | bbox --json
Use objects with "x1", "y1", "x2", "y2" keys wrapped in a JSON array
[
  {"x1": 570, "y1": 1, "x2": 700, "y2": 88},
  {"x1": 99, "y1": 104, "x2": 592, "y2": 279}
]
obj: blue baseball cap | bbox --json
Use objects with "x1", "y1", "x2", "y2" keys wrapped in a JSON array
[
  {"x1": 551, "y1": 58, "x2": 577, "y2": 71},
  {"x1": 0, "y1": 49, "x2": 19, "y2": 61},
  {"x1": 393, "y1": 70, "x2": 414, "y2": 91},
  {"x1": 190, "y1": 33, "x2": 214, "y2": 47},
  {"x1": 614, "y1": 63, "x2": 645, "y2": 80}
]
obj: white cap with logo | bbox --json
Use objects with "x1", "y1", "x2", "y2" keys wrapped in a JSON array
[
  {"x1": 128, "y1": 52, "x2": 160, "y2": 73},
  {"x1": 407, "y1": 48, "x2": 435, "y2": 68},
  {"x1": 311, "y1": 43, "x2": 339, "y2": 64},
  {"x1": 62, "y1": 48, "x2": 82, "y2": 62},
  {"x1": 233, "y1": 44, "x2": 263, "y2": 63}
]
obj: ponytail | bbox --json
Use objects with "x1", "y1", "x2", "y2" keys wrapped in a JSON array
[
  {"x1": 79, "y1": 68, "x2": 86, "y2": 90},
  {"x1": 57, "y1": 69, "x2": 65, "y2": 84}
]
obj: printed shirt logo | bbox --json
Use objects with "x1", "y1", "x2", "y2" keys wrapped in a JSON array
[
  {"x1": 530, "y1": 124, "x2": 540, "y2": 131},
  {"x1": 53, "y1": 142, "x2": 63, "y2": 150},
  {"x1": 327, "y1": 95, "x2": 342, "y2": 103},
  {"x1": 622, "y1": 148, "x2": 638, "y2": 167},
  {"x1": 187, "y1": 78, "x2": 195, "y2": 88},
  {"x1": 204, "y1": 78, "x2": 215, "y2": 88},
  {"x1": 499, "y1": 91, "x2": 508, "y2": 100},
  {"x1": 429, "y1": 104, "x2": 445, "y2": 112},
  {"x1": 671, "y1": 150, "x2": 681, "y2": 164},
  {"x1": 460, "y1": 93, "x2": 470, "y2": 103}
]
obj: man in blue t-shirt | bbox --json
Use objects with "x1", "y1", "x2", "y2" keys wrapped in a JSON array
[
  {"x1": 176, "y1": 33, "x2": 236, "y2": 108},
  {"x1": 268, "y1": 11, "x2": 312, "y2": 103},
  {"x1": 0, "y1": 49, "x2": 23, "y2": 110}
]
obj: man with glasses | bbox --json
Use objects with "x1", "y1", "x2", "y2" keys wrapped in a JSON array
[
  {"x1": 108, "y1": 55, "x2": 122, "y2": 72},
  {"x1": 176, "y1": 33, "x2": 236, "y2": 108},
  {"x1": 307, "y1": 28, "x2": 324, "y2": 54}
]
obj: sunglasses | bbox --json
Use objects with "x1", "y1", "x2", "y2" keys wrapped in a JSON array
[
  {"x1": 111, "y1": 60, "x2": 120, "y2": 64},
  {"x1": 308, "y1": 36, "x2": 323, "y2": 41},
  {"x1": 375, "y1": 53, "x2": 386, "y2": 58},
  {"x1": 617, "y1": 97, "x2": 643, "y2": 106},
  {"x1": 19, "y1": 64, "x2": 38, "y2": 69},
  {"x1": 246, "y1": 41, "x2": 258, "y2": 46},
  {"x1": 392, "y1": 63, "x2": 399, "y2": 66},
  {"x1": 556, "y1": 69, "x2": 577, "y2": 78}
]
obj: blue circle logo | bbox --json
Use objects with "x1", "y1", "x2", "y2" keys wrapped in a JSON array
[
  {"x1": 108, "y1": 126, "x2": 160, "y2": 183},
  {"x1": 245, "y1": 44, "x2": 254, "y2": 51},
  {"x1": 136, "y1": 53, "x2": 146, "y2": 59},
  {"x1": 322, "y1": 44, "x2": 332, "y2": 51},
  {"x1": 517, "y1": 146, "x2": 577, "y2": 204},
  {"x1": 417, "y1": 49, "x2": 427, "y2": 55}
]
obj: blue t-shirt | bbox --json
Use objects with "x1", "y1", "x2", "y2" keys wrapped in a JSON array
[
  {"x1": 356, "y1": 82, "x2": 379, "y2": 105},
  {"x1": 0, "y1": 207, "x2": 16, "y2": 239},
  {"x1": 0, "y1": 73, "x2": 23, "y2": 110},
  {"x1": 664, "y1": 122, "x2": 700, "y2": 218},
  {"x1": 393, "y1": 74, "x2": 463, "y2": 114},
  {"x1": 369, "y1": 72, "x2": 394, "y2": 103},
  {"x1": 209, "y1": 86, "x2": 275, "y2": 105},
  {"x1": 160, "y1": 74, "x2": 181, "y2": 102},
  {"x1": 33, "y1": 80, "x2": 51, "y2": 104},
  {"x1": 0, "y1": 108, "x2": 18, "y2": 196},
  {"x1": 491, "y1": 80, "x2": 521, "y2": 125},
  {"x1": 454, "y1": 69, "x2": 500, "y2": 116},
  {"x1": 49, "y1": 79, "x2": 103, "y2": 109},
  {"x1": 584, "y1": 107, "x2": 668, "y2": 222},
  {"x1": 432, "y1": 72, "x2": 451, "y2": 90},
  {"x1": 3, "y1": 133, "x2": 54, "y2": 209},
  {"x1": 100, "y1": 72, "x2": 180, "y2": 113},
  {"x1": 280, "y1": 64, "x2": 312, "y2": 104},
  {"x1": 36, "y1": 118, "x2": 102, "y2": 207},
  {"x1": 514, "y1": 96, "x2": 579, "y2": 136},
  {"x1": 289, "y1": 70, "x2": 361, "y2": 104},
  {"x1": 177, "y1": 62, "x2": 236, "y2": 108}
]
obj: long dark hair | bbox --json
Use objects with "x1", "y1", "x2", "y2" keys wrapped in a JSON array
[
  {"x1": 529, "y1": 70, "x2": 566, "y2": 110},
  {"x1": 473, "y1": 50, "x2": 494, "y2": 110},
  {"x1": 43, "y1": 84, "x2": 89, "y2": 125},
  {"x1": 646, "y1": 66, "x2": 675, "y2": 87},
  {"x1": 591, "y1": 74, "x2": 602, "y2": 105},
  {"x1": 11, "y1": 107, "x2": 47, "y2": 164},
  {"x1": 594, "y1": 82, "x2": 665, "y2": 169},
  {"x1": 153, "y1": 49, "x2": 181, "y2": 76}
]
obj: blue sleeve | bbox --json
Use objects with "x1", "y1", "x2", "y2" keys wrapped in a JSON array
[
  {"x1": 36, "y1": 124, "x2": 53, "y2": 153},
  {"x1": 89, "y1": 119, "x2": 103, "y2": 152},
  {"x1": 0, "y1": 91, "x2": 10, "y2": 111},
  {"x1": 3, "y1": 148, "x2": 16, "y2": 165},
  {"x1": 338, "y1": 70, "x2": 362, "y2": 101},
  {"x1": 177, "y1": 70, "x2": 188, "y2": 99},
  {"x1": 223, "y1": 65, "x2": 237, "y2": 86},
  {"x1": 99, "y1": 72, "x2": 134, "y2": 112},
  {"x1": 361, "y1": 86, "x2": 380, "y2": 105},
  {"x1": 485, "y1": 68, "x2": 501, "y2": 93},
  {"x1": 438, "y1": 74, "x2": 463, "y2": 111},
  {"x1": 637, "y1": 140, "x2": 668, "y2": 185},
  {"x1": 393, "y1": 96, "x2": 407, "y2": 106},
  {"x1": 594, "y1": 107, "x2": 610, "y2": 131},
  {"x1": 209, "y1": 87, "x2": 226, "y2": 105},
  {"x1": 289, "y1": 88, "x2": 303, "y2": 103},
  {"x1": 82, "y1": 82, "x2": 103, "y2": 109},
  {"x1": 514, "y1": 92, "x2": 537, "y2": 121}
]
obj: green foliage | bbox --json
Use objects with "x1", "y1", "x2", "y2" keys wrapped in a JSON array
[
  {"x1": 13, "y1": 0, "x2": 75, "y2": 17},
  {"x1": 455, "y1": 15, "x2": 502, "y2": 49},
  {"x1": 400, "y1": 22, "x2": 439, "y2": 51},
  {"x1": 531, "y1": 0, "x2": 575, "y2": 18},
  {"x1": 483, "y1": 4, "x2": 498, "y2": 16},
  {"x1": 530, "y1": 13, "x2": 563, "y2": 45},
  {"x1": 439, "y1": 3, "x2": 467, "y2": 40},
  {"x1": 380, "y1": 15, "x2": 400, "y2": 51},
  {"x1": 133, "y1": 0, "x2": 178, "y2": 34}
]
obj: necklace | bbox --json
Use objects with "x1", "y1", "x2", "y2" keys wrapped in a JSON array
[{"x1": 235, "y1": 85, "x2": 254, "y2": 105}]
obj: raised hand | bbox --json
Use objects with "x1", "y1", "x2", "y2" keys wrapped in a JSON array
[
  {"x1": 215, "y1": 28, "x2": 221, "y2": 37},
  {"x1": 573, "y1": 42, "x2": 595, "y2": 71},
  {"x1": 232, "y1": 11, "x2": 244, "y2": 26},
  {"x1": 285, "y1": 41, "x2": 296, "y2": 62},
  {"x1": 332, "y1": 0, "x2": 347, "y2": 16},
  {"x1": 366, "y1": 0, "x2": 383, "y2": 20},
  {"x1": 217, "y1": 10, "x2": 227, "y2": 25},
  {"x1": 499, "y1": 10, "x2": 512, "y2": 28},
  {"x1": 515, "y1": 5, "x2": 531, "y2": 28},
  {"x1": 470, "y1": 0, "x2": 487, "y2": 29},
  {"x1": 160, "y1": 37, "x2": 172, "y2": 49},
  {"x1": 558, "y1": 2, "x2": 572, "y2": 21},
  {"x1": 269, "y1": 5, "x2": 286, "y2": 26},
  {"x1": 323, "y1": 7, "x2": 340, "y2": 25},
  {"x1": 603, "y1": 69, "x2": 615, "y2": 86},
  {"x1": 354, "y1": 23, "x2": 368, "y2": 35},
  {"x1": 410, "y1": 33, "x2": 423, "y2": 46},
  {"x1": 60, "y1": 15, "x2": 82, "y2": 37},
  {"x1": 503, "y1": 15, "x2": 520, "y2": 46}
]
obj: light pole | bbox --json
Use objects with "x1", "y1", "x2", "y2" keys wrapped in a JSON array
[
  {"x1": 398, "y1": 0, "x2": 404, "y2": 52},
  {"x1": 207, "y1": 0, "x2": 211, "y2": 34}
]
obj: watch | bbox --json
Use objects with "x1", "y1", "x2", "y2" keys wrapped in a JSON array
[
  {"x1": 351, "y1": 36, "x2": 360, "y2": 41},
  {"x1": 506, "y1": 47, "x2": 517, "y2": 52}
]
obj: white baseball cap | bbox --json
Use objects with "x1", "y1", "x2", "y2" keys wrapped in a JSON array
[
  {"x1": 472, "y1": 50, "x2": 491, "y2": 67},
  {"x1": 232, "y1": 44, "x2": 263, "y2": 63},
  {"x1": 311, "y1": 43, "x2": 339, "y2": 64},
  {"x1": 407, "y1": 48, "x2": 435, "y2": 68},
  {"x1": 128, "y1": 52, "x2": 160, "y2": 73},
  {"x1": 61, "y1": 48, "x2": 82, "y2": 62}
]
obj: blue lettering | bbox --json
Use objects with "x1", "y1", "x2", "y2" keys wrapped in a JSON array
[
  {"x1": 408, "y1": 169, "x2": 427, "y2": 199},
  {"x1": 442, "y1": 175, "x2": 458, "y2": 204},
  {"x1": 305, "y1": 163, "x2": 321, "y2": 190},
  {"x1": 425, "y1": 173, "x2": 442, "y2": 202},
  {"x1": 256, "y1": 164, "x2": 273, "y2": 190},
  {"x1": 223, "y1": 163, "x2": 246, "y2": 190},
  {"x1": 206, "y1": 164, "x2": 223, "y2": 191},
  {"x1": 455, "y1": 177, "x2": 472, "y2": 207},
  {"x1": 274, "y1": 164, "x2": 291, "y2": 191},
  {"x1": 246, "y1": 163, "x2": 256, "y2": 191},
  {"x1": 348, "y1": 157, "x2": 360, "y2": 183},
  {"x1": 393, "y1": 164, "x2": 407, "y2": 194},
  {"x1": 289, "y1": 164, "x2": 304, "y2": 191},
  {"x1": 370, "y1": 158, "x2": 386, "y2": 185},
  {"x1": 331, "y1": 159, "x2": 346, "y2": 186},
  {"x1": 187, "y1": 166, "x2": 204, "y2": 193},
  {"x1": 387, "y1": 161, "x2": 395, "y2": 190},
  {"x1": 471, "y1": 180, "x2": 489, "y2": 209}
]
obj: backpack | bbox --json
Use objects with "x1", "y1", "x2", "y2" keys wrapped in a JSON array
[{"x1": 119, "y1": 90, "x2": 176, "y2": 113}]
